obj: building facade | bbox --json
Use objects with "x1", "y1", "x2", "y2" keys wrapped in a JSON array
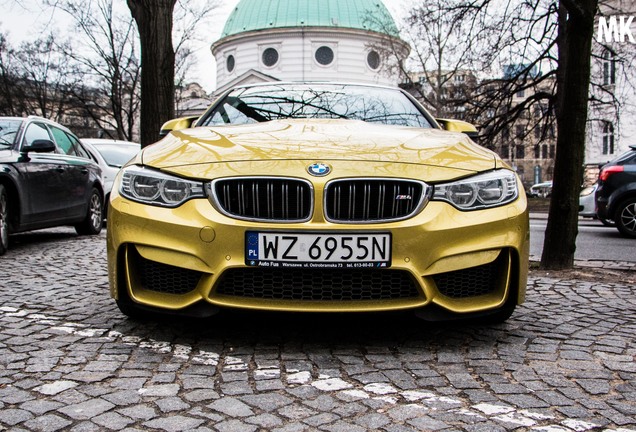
[{"x1": 586, "y1": 0, "x2": 636, "y2": 183}]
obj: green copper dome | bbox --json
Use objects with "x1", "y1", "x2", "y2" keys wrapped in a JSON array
[{"x1": 221, "y1": 0, "x2": 399, "y2": 38}]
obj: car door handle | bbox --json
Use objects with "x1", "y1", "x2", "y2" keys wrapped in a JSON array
[
  {"x1": 56, "y1": 166, "x2": 65, "y2": 173},
  {"x1": 81, "y1": 168, "x2": 89, "y2": 175}
]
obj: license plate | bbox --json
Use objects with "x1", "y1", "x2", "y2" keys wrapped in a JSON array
[{"x1": 245, "y1": 232, "x2": 391, "y2": 268}]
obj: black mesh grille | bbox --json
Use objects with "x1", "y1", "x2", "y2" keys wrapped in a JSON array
[
  {"x1": 433, "y1": 259, "x2": 499, "y2": 298},
  {"x1": 214, "y1": 268, "x2": 420, "y2": 301},
  {"x1": 325, "y1": 179, "x2": 426, "y2": 222},
  {"x1": 131, "y1": 248, "x2": 202, "y2": 295},
  {"x1": 213, "y1": 178, "x2": 312, "y2": 221}
]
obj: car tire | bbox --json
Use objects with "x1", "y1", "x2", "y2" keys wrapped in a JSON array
[
  {"x1": 75, "y1": 188, "x2": 103, "y2": 235},
  {"x1": 116, "y1": 298, "x2": 147, "y2": 320},
  {"x1": 0, "y1": 184, "x2": 9, "y2": 255},
  {"x1": 477, "y1": 303, "x2": 516, "y2": 324},
  {"x1": 599, "y1": 217, "x2": 616, "y2": 227},
  {"x1": 615, "y1": 198, "x2": 636, "y2": 238}
]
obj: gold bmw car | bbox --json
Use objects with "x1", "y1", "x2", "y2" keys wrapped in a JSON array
[{"x1": 107, "y1": 83, "x2": 529, "y2": 322}]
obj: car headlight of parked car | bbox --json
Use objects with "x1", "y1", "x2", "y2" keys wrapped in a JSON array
[
  {"x1": 120, "y1": 165, "x2": 205, "y2": 207},
  {"x1": 432, "y1": 169, "x2": 518, "y2": 210}
]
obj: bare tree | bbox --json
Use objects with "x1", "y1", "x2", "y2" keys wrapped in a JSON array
[
  {"x1": 0, "y1": 31, "x2": 21, "y2": 115},
  {"x1": 396, "y1": 0, "x2": 503, "y2": 118},
  {"x1": 52, "y1": 0, "x2": 141, "y2": 141},
  {"x1": 14, "y1": 35, "x2": 82, "y2": 121}
]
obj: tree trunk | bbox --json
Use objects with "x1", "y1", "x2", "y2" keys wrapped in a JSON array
[
  {"x1": 540, "y1": 0, "x2": 598, "y2": 269},
  {"x1": 127, "y1": 0, "x2": 176, "y2": 146}
]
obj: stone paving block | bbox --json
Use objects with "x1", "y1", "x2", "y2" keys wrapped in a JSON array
[
  {"x1": 245, "y1": 412, "x2": 285, "y2": 428},
  {"x1": 155, "y1": 397, "x2": 191, "y2": 413},
  {"x1": 143, "y1": 415, "x2": 205, "y2": 431},
  {"x1": 302, "y1": 412, "x2": 340, "y2": 426},
  {"x1": 22, "y1": 413, "x2": 73, "y2": 432},
  {"x1": 0, "y1": 408, "x2": 34, "y2": 426},
  {"x1": 116, "y1": 404, "x2": 158, "y2": 421},
  {"x1": 213, "y1": 419, "x2": 258, "y2": 432},
  {"x1": 208, "y1": 397, "x2": 254, "y2": 417},
  {"x1": 57, "y1": 398, "x2": 115, "y2": 420},
  {"x1": 138, "y1": 384, "x2": 180, "y2": 397},
  {"x1": 91, "y1": 411, "x2": 135, "y2": 430},
  {"x1": 240, "y1": 393, "x2": 293, "y2": 412}
]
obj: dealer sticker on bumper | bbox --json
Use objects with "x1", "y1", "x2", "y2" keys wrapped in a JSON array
[{"x1": 245, "y1": 232, "x2": 391, "y2": 268}]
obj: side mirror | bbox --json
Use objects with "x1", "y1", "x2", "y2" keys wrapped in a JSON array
[
  {"x1": 436, "y1": 118, "x2": 479, "y2": 141},
  {"x1": 21, "y1": 139, "x2": 57, "y2": 154},
  {"x1": 159, "y1": 116, "x2": 199, "y2": 137}
]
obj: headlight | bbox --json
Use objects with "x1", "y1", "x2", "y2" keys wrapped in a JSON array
[
  {"x1": 120, "y1": 166, "x2": 205, "y2": 207},
  {"x1": 432, "y1": 170, "x2": 518, "y2": 210}
]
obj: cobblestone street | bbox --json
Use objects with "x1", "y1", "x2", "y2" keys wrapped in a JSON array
[{"x1": 0, "y1": 228, "x2": 635, "y2": 431}]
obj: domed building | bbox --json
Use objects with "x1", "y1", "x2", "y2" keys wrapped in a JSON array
[{"x1": 211, "y1": 0, "x2": 410, "y2": 95}]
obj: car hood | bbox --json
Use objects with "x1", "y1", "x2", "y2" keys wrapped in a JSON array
[{"x1": 141, "y1": 119, "x2": 497, "y2": 173}]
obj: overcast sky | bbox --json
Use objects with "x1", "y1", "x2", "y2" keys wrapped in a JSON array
[{"x1": 1, "y1": 0, "x2": 414, "y2": 92}]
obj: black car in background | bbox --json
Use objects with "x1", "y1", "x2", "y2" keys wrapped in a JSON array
[
  {"x1": 596, "y1": 145, "x2": 636, "y2": 238},
  {"x1": 0, "y1": 116, "x2": 104, "y2": 255}
]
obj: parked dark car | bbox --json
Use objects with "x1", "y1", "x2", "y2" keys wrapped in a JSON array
[
  {"x1": 596, "y1": 145, "x2": 636, "y2": 238},
  {"x1": 0, "y1": 116, "x2": 104, "y2": 255}
]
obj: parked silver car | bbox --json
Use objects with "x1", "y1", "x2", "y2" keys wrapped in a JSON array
[
  {"x1": 579, "y1": 183, "x2": 614, "y2": 226},
  {"x1": 82, "y1": 139, "x2": 140, "y2": 216},
  {"x1": 528, "y1": 181, "x2": 552, "y2": 198}
]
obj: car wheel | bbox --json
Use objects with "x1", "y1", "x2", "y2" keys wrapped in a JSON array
[
  {"x1": 615, "y1": 198, "x2": 636, "y2": 238},
  {"x1": 0, "y1": 184, "x2": 9, "y2": 255},
  {"x1": 75, "y1": 188, "x2": 103, "y2": 235}
]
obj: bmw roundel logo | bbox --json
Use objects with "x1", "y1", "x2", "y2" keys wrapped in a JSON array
[{"x1": 307, "y1": 162, "x2": 331, "y2": 177}]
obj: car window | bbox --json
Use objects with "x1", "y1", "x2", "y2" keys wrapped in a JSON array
[
  {"x1": 50, "y1": 126, "x2": 78, "y2": 156},
  {"x1": 209, "y1": 103, "x2": 258, "y2": 125},
  {"x1": 93, "y1": 144, "x2": 140, "y2": 167},
  {"x1": 609, "y1": 149, "x2": 636, "y2": 165},
  {"x1": 200, "y1": 84, "x2": 434, "y2": 128},
  {"x1": 23, "y1": 122, "x2": 52, "y2": 147},
  {"x1": 0, "y1": 119, "x2": 22, "y2": 147},
  {"x1": 67, "y1": 133, "x2": 91, "y2": 159}
]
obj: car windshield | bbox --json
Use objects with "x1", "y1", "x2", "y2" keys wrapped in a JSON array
[
  {"x1": 0, "y1": 119, "x2": 22, "y2": 147},
  {"x1": 93, "y1": 144, "x2": 140, "y2": 167},
  {"x1": 200, "y1": 84, "x2": 434, "y2": 128}
]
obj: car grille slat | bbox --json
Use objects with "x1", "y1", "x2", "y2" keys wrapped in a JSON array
[
  {"x1": 325, "y1": 179, "x2": 427, "y2": 223},
  {"x1": 214, "y1": 268, "x2": 420, "y2": 301},
  {"x1": 212, "y1": 178, "x2": 312, "y2": 222}
]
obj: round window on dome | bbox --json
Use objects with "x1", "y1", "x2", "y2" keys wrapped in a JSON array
[
  {"x1": 262, "y1": 48, "x2": 279, "y2": 67},
  {"x1": 226, "y1": 55, "x2": 235, "y2": 73},
  {"x1": 367, "y1": 50, "x2": 381, "y2": 70},
  {"x1": 315, "y1": 46, "x2": 334, "y2": 66}
]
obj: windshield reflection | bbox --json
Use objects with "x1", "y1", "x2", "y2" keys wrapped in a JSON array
[{"x1": 200, "y1": 84, "x2": 433, "y2": 129}]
